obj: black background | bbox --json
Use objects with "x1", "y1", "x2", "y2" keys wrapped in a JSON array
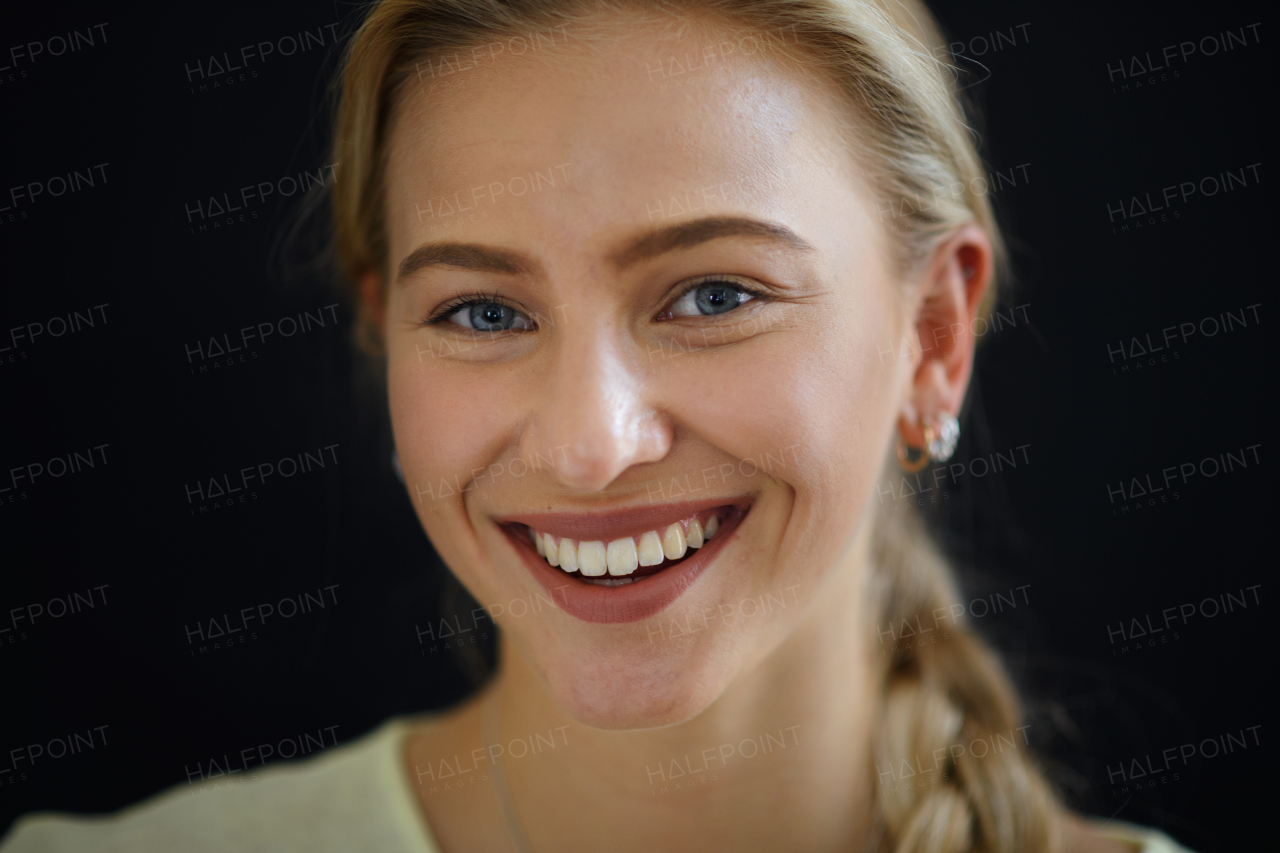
[{"x1": 0, "y1": 1, "x2": 1271, "y2": 849}]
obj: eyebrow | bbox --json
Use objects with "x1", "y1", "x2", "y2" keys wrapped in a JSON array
[
  {"x1": 396, "y1": 242, "x2": 531, "y2": 282},
  {"x1": 395, "y1": 216, "x2": 816, "y2": 284}
]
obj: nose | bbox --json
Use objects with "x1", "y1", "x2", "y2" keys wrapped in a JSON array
[{"x1": 519, "y1": 322, "x2": 673, "y2": 493}]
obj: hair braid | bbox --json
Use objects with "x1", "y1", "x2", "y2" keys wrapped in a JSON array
[{"x1": 868, "y1": 503, "x2": 1063, "y2": 853}]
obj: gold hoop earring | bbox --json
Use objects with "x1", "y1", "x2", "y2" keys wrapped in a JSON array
[{"x1": 895, "y1": 437, "x2": 929, "y2": 472}]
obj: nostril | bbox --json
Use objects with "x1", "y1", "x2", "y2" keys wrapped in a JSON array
[{"x1": 545, "y1": 439, "x2": 635, "y2": 492}]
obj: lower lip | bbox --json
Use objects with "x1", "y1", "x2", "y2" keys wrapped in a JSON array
[{"x1": 502, "y1": 506, "x2": 748, "y2": 624}]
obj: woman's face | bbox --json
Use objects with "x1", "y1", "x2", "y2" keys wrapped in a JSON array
[{"x1": 381, "y1": 18, "x2": 917, "y2": 728}]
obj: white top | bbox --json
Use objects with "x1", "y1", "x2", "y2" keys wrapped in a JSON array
[
  {"x1": 0, "y1": 717, "x2": 440, "y2": 853},
  {"x1": 0, "y1": 716, "x2": 1196, "y2": 852}
]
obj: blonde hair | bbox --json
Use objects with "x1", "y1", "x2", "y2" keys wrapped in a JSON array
[{"x1": 330, "y1": 1, "x2": 1061, "y2": 850}]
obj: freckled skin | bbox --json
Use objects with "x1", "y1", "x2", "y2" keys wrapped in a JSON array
[{"x1": 382, "y1": 14, "x2": 1005, "y2": 853}]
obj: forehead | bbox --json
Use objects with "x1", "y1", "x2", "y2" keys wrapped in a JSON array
[{"x1": 383, "y1": 12, "x2": 870, "y2": 250}]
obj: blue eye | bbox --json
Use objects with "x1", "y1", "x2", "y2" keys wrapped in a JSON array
[
  {"x1": 444, "y1": 301, "x2": 533, "y2": 332},
  {"x1": 668, "y1": 279, "x2": 755, "y2": 317}
]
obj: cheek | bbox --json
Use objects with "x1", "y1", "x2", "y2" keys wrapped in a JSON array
[
  {"x1": 664, "y1": 310, "x2": 900, "y2": 512},
  {"x1": 386, "y1": 341, "x2": 515, "y2": 500},
  {"x1": 386, "y1": 344, "x2": 523, "y2": 603}
]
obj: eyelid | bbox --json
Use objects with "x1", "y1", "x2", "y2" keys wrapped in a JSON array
[
  {"x1": 661, "y1": 274, "x2": 765, "y2": 316},
  {"x1": 675, "y1": 273, "x2": 762, "y2": 294},
  {"x1": 424, "y1": 292, "x2": 534, "y2": 327}
]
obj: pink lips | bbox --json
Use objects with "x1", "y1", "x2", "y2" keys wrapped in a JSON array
[
  {"x1": 497, "y1": 500, "x2": 751, "y2": 623},
  {"x1": 499, "y1": 496, "x2": 753, "y2": 543}
]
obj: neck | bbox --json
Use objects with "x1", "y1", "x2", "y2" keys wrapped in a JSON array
[{"x1": 492, "y1": 523, "x2": 881, "y2": 853}]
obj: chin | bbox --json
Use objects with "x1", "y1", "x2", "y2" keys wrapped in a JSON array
[{"x1": 542, "y1": 649, "x2": 728, "y2": 730}]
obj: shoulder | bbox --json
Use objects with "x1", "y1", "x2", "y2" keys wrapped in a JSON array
[
  {"x1": 1064, "y1": 813, "x2": 1200, "y2": 853},
  {"x1": 0, "y1": 717, "x2": 442, "y2": 853}
]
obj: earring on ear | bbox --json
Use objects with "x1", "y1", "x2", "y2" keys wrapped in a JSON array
[
  {"x1": 895, "y1": 434, "x2": 929, "y2": 473},
  {"x1": 895, "y1": 411, "x2": 960, "y2": 472},
  {"x1": 924, "y1": 411, "x2": 960, "y2": 463}
]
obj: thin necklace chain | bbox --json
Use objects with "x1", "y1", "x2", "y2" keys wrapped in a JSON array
[{"x1": 483, "y1": 682, "x2": 538, "y2": 853}]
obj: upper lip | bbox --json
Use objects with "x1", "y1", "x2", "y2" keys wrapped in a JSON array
[{"x1": 496, "y1": 495, "x2": 753, "y2": 542}]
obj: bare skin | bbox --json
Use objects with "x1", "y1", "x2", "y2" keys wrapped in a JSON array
[
  {"x1": 364, "y1": 12, "x2": 1141, "y2": 853},
  {"x1": 402, "y1": 687, "x2": 1139, "y2": 853}
]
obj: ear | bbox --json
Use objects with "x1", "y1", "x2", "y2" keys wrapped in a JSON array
[
  {"x1": 358, "y1": 267, "x2": 387, "y2": 336},
  {"x1": 896, "y1": 223, "x2": 993, "y2": 448}
]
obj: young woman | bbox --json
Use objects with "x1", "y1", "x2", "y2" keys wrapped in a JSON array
[{"x1": 1, "y1": 1, "x2": 1196, "y2": 851}]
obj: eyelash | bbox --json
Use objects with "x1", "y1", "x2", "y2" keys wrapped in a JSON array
[
  {"x1": 423, "y1": 291, "x2": 520, "y2": 326},
  {"x1": 422, "y1": 276, "x2": 767, "y2": 328},
  {"x1": 666, "y1": 275, "x2": 766, "y2": 316}
]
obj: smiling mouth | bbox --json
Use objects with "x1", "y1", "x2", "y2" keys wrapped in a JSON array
[{"x1": 501, "y1": 504, "x2": 747, "y2": 587}]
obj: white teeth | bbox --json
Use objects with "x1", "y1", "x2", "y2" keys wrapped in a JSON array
[
  {"x1": 558, "y1": 537, "x2": 578, "y2": 572},
  {"x1": 606, "y1": 537, "x2": 639, "y2": 576},
  {"x1": 662, "y1": 523, "x2": 687, "y2": 560},
  {"x1": 578, "y1": 541, "x2": 607, "y2": 576},
  {"x1": 637, "y1": 531, "x2": 664, "y2": 567},
  {"x1": 530, "y1": 513, "x2": 726, "y2": 579},
  {"x1": 687, "y1": 518, "x2": 704, "y2": 549},
  {"x1": 665, "y1": 517, "x2": 686, "y2": 558}
]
